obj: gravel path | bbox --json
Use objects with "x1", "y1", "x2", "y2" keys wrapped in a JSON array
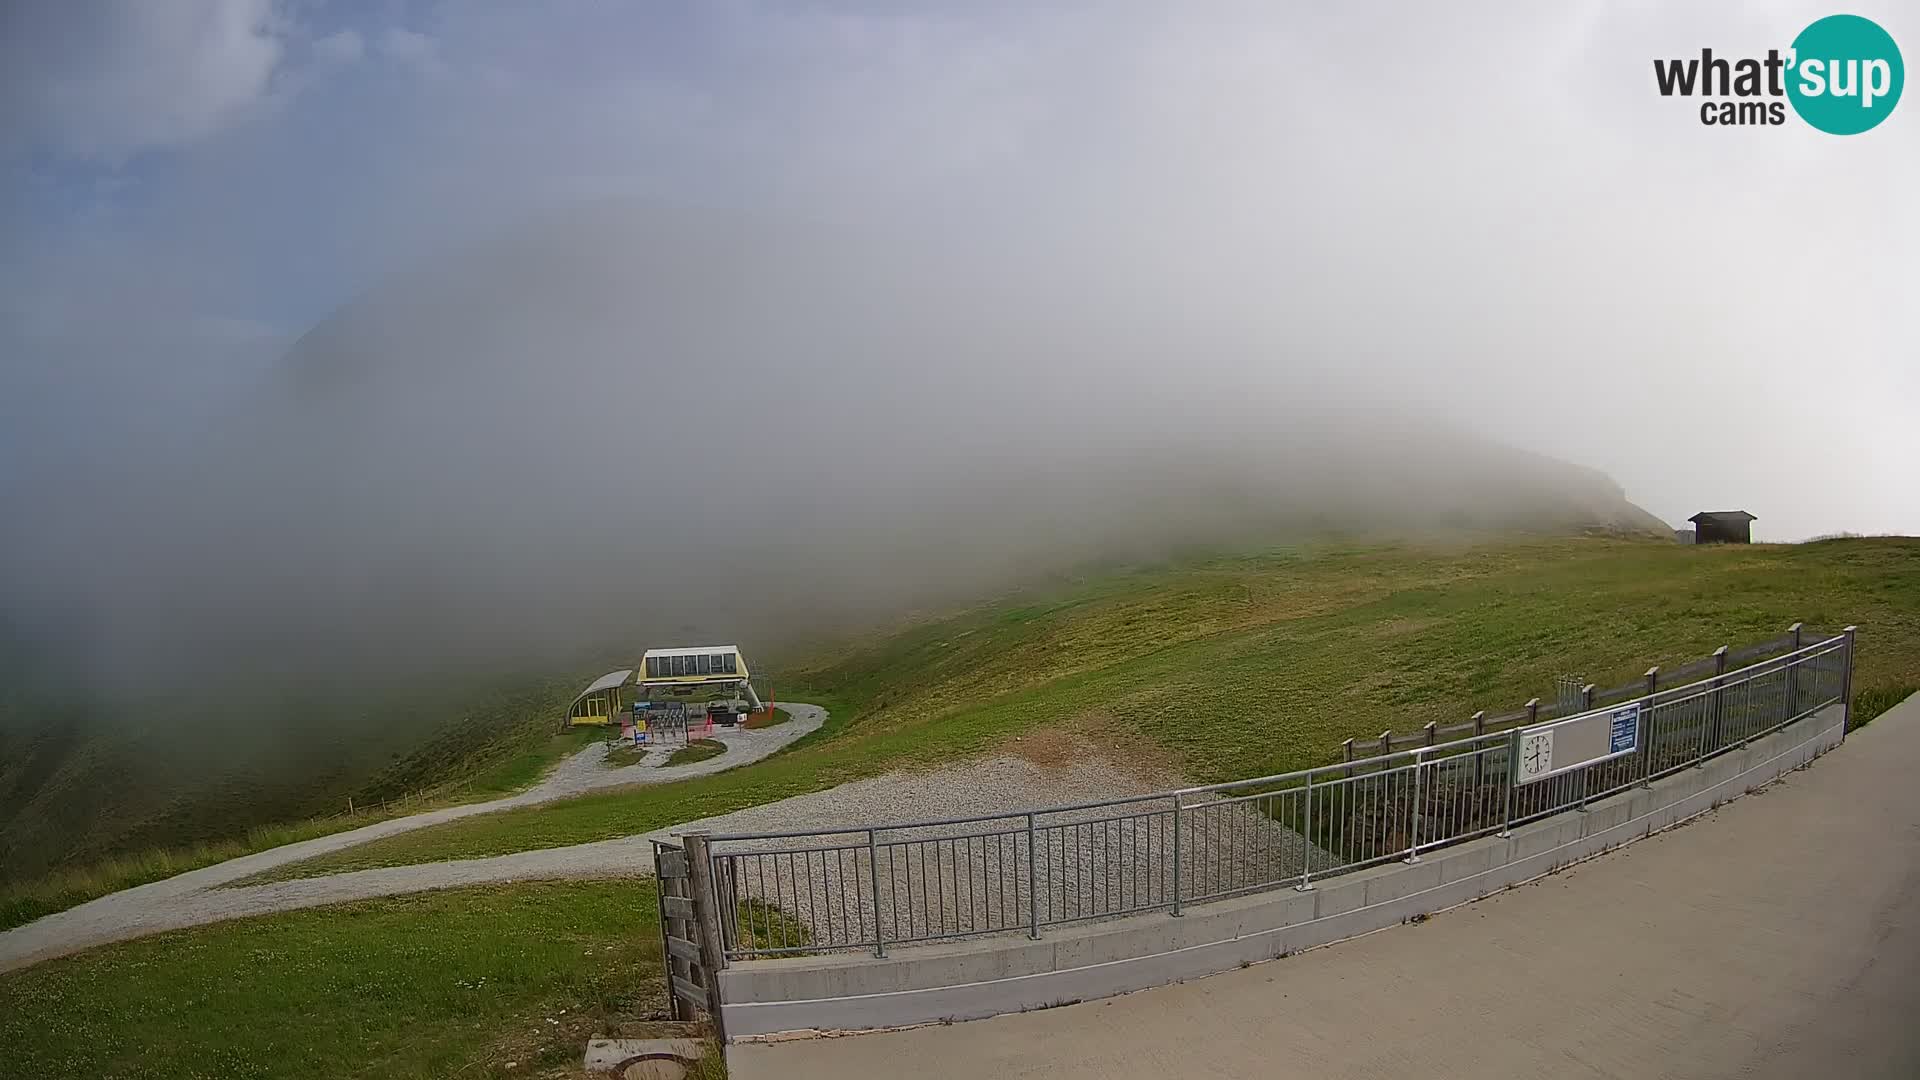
[
  {"x1": 527, "y1": 703, "x2": 828, "y2": 799},
  {"x1": 0, "y1": 704, "x2": 826, "y2": 974},
  {"x1": 0, "y1": 740, "x2": 1336, "y2": 974}
]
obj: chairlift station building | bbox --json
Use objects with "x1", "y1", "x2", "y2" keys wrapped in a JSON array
[{"x1": 565, "y1": 645, "x2": 763, "y2": 726}]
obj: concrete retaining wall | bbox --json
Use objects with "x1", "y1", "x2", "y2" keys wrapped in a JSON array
[{"x1": 720, "y1": 704, "x2": 1847, "y2": 1039}]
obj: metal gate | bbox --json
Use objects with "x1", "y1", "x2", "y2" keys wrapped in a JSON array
[{"x1": 652, "y1": 836, "x2": 726, "y2": 1042}]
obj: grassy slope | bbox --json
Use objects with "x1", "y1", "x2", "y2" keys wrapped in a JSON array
[
  {"x1": 0, "y1": 673, "x2": 588, "y2": 881},
  {"x1": 665, "y1": 740, "x2": 728, "y2": 767},
  {"x1": 0, "y1": 881, "x2": 671, "y2": 1080},
  {"x1": 262, "y1": 536, "x2": 1920, "y2": 878},
  {"x1": 356, "y1": 684, "x2": 607, "y2": 803},
  {"x1": 742, "y1": 706, "x2": 793, "y2": 730},
  {"x1": 0, "y1": 725, "x2": 611, "y2": 933}
]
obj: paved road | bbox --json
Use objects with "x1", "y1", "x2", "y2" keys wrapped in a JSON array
[
  {"x1": 0, "y1": 705, "x2": 825, "y2": 974},
  {"x1": 733, "y1": 693, "x2": 1920, "y2": 1080}
]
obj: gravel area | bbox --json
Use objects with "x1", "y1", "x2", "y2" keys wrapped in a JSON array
[
  {"x1": 0, "y1": 704, "x2": 826, "y2": 974},
  {"x1": 663, "y1": 755, "x2": 1168, "y2": 839},
  {"x1": 692, "y1": 758, "x2": 1336, "y2": 953}
]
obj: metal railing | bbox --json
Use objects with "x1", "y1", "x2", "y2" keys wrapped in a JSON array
[
  {"x1": 1339, "y1": 625, "x2": 1842, "y2": 761},
  {"x1": 700, "y1": 627, "x2": 1856, "y2": 961}
]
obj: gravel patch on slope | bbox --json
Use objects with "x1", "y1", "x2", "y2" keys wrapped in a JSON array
[
  {"x1": 658, "y1": 754, "x2": 1168, "y2": 840},
  {"x1": 686, "y1": 757, "x2": 1337, "y2": 953}
]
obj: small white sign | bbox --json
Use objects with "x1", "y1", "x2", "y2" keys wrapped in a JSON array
[{"x1": 1518, "y1": 729, "x2": 1555, "y2": 783}]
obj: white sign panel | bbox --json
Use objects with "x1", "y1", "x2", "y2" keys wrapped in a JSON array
[{"x1": 1515, "y1": 701, "x2": 1643, "y2": 786}]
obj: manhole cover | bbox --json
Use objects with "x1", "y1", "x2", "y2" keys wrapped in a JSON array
[{"x1": 620, "y1": 1056, "x2": 691, "y2": 1080}]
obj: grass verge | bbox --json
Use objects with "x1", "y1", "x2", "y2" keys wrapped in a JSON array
[
  {"x1": 666, "y1": 740, "x2": 728, "y2": 767},
  {"x1": 460, "y1": 725, "x2": 614, "y2": 796},
  {"x1": 603, "y1": 744, "x2": 649, "y2": 768},
  {"x1": 736, "y1": 897, "x2": 815, "y2": 955},
  {"x1": 0, "y1": 880, "x2": 675, "y2": 1080},
  {"x1": 1850, "y1": 685, "x2": 1916, "y2": 731}
]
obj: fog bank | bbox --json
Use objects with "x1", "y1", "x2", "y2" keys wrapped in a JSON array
[{"x1": 1, "y1": 202, "x2": 1668, "y2": 694}]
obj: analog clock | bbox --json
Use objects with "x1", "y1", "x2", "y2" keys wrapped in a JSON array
[{"x1": 1518, "y1": 730, "x2": 1554, "y2": 781}]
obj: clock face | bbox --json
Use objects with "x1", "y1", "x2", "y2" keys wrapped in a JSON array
[{"x1": 1518, "y1": 730, "x2": 1554, "y2": 781}]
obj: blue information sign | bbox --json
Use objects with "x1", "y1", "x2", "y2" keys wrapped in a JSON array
[{"x1": 1609, "y1": 703, "x2": 1640, "y2": 754}]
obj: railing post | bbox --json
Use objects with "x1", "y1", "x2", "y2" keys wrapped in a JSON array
[
  {"x1": 1405, "y1": 749, "x2": 1425, "y2": 863},
  {"x1": 1297, "y1": 772, "x2": 1315, "y2": 892},
  {"x1": 1842, "y1": 625, "x2": 1859, "y2": 734},
  {"x1": 1377, "y1": 730, "x2": 1392, "y2": 772},
  {"x1": 1423, "y1": 721, "x2": 1437, "y2": 747},
  {"x1": 1342, "y1": 738, "x2": 1355, "y2": 780},
  {"x1": 1640, "y1": 667, "x2": 1658, "y2": 787},
  {"x1": 1786, "y1": 622, "x2": 1803, "y2": 718},
  {"x1": 868, "y1": 828, "x2": 886, "y2": 958},
  {"x1": 1170, "y1": 794, "x2": 1184, "y2": 917},
  {"x1": 1471, "y1": 711, "x2": 1487, "y2": 788},
  {"x1": 1708, "y1": 646, "x2": 1729, "y2": 755},
  {"x1": 1578, "y1": 684, "x2": 1596, "y2": 803},
  {"x1": 1025, "y1": 813, "x2": 1041, "y2": 939},
  {"x1": 1525, "y1": 698, "x2": 1539, "y2": 726},
  {"x1": 1498, "y1": 728, "x2": 1519, "y2": 838}
]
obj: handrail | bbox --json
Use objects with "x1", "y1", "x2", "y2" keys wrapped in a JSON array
[{"x1": 700, "y1": 625, "x2": 1855, "y2": 961}]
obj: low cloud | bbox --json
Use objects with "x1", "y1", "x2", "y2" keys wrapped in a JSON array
[
  {"x1": 0, "y1": 0, "x2": 285, "y2": 160},
  {"x1": 379, "y1": 27, "x2": 439, "y2": 69},
  {"x1": 313, "y1": 29, "x2": 364, "y2": 65}
]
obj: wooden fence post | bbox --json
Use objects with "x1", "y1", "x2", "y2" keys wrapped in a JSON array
[
  {"x1": 1378, "y1": 730, "x2": 1392, "y2": 771},
  {"x1": 1581, "y1": 683, "x2": 1595, "y2": 711},
  {"x1": 683, "y1": 832, "x2": 730, "y2": 1043},
  {"x1": 1471, "y1": 711, "x2": 1487, "y2": 788},
  {"x1": 1423, "y1": 721, "x2": 1437, "y2": 747},
  {"x1": 653, "y1": 842, "x2": 691, "y2": 1022},
  {"x1": 1342, "y1": 738, "x2": 1355, "y2": 779}
]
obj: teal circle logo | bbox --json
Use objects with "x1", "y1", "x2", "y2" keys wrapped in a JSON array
[{"x1": 1787, "y1": 14, "x2": 1903, "y2": 134}]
